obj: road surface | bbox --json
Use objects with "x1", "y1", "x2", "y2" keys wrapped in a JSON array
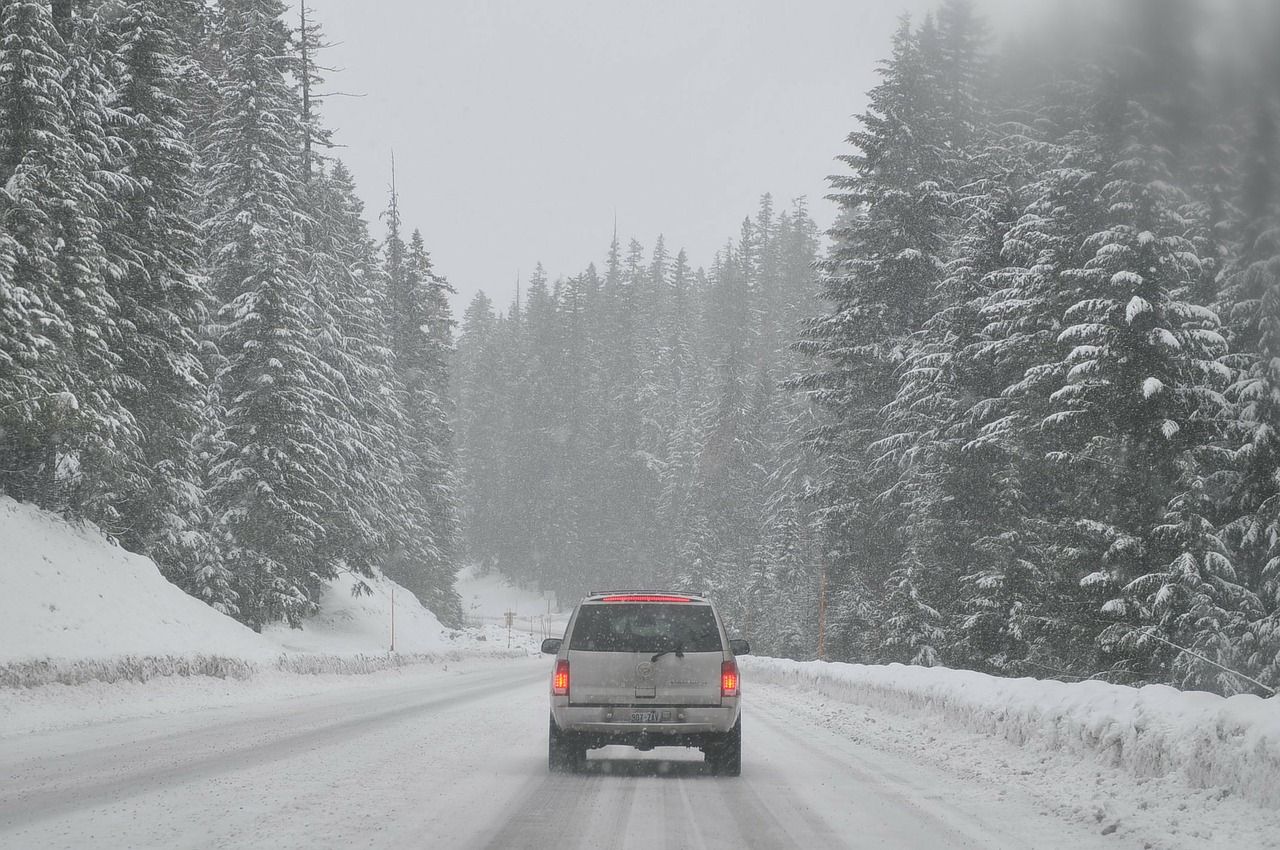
[{"x1": 1, "y1": 657, "x2": 1121, "y2": 849}]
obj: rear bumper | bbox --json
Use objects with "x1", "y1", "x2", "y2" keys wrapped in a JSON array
[{"x1": 552, "y1": 701, "x2": 739, "y2": 742}]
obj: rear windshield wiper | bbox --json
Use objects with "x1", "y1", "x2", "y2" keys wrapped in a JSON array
[
  {"x1": 651, "y1": 641, "x2": 684, "y2": 662},
  {"x1": 652, "y1": 628, "x2": 720, "y2": 661}
]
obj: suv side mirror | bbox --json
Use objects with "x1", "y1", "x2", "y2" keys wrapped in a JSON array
[
  {"x1": 540, "y1": 638, "x2": 563, "y2": 655},
  {"x1": 729, "y1": 638, "x2": 750, "y2": 656}
]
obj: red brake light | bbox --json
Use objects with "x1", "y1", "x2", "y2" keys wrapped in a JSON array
[
  {"x1": 600, "y1": 594, "x2": 692, "y2": 603},
  {"x1": 552, "y1": 659, "x2": 570, "y2": 696},
  {"x1": 721, "y1": 660, "x2": 739, "y2": 697}
]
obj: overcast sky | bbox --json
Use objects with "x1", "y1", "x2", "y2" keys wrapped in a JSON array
[{"x1": 303, "y1": 0, "x2": 1031, "y2": 311}]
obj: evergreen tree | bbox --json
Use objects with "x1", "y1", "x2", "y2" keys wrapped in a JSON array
[
  {"x1": 203, "y1": 0, "x2": 340, "y2": 629},
  {"x1": 106, "y1": 0, "x2": 211, "y2": 581},
  {"x1": 0, "y1": 0, "x2": 79, "y2": 508},
  {"x1": 0, "y1": 0, "x2": 125, "y2": 513},
  {"x1": 794, "y1": 16, "x2": 953, "y2": 660},
  {"x1": 455, "y1": 290, "x2": 504, "y2": 571}
]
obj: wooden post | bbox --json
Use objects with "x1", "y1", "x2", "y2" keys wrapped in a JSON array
[{"x1": 390, "y1": 586, "x2": 396, "y2": 653}]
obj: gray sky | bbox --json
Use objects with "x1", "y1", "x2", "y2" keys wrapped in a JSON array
[{"x1": 304, "y1": 0, "x2": 1030, "y2": 311}]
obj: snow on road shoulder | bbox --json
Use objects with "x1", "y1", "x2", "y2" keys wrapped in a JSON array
[
  {"x1": 745, "y1": 656, "x2": 1280, "y2": 849},
  {"x1": 0, "y1": 654, "x2": 547, "y2": 740}
]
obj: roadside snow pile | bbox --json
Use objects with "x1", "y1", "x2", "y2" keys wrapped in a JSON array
[
  {"x1": 743, "y1": 656, "x2": 1280, "y2": 808},
  {"x1": 0, "y1": 497, "x2": 520, "y2": 687},
  {"x1": 0, "y1": 496, "x2": 276, "y2": 669}
]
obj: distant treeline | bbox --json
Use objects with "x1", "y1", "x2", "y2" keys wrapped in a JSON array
[{"x1": 454, "y1": 199, "x2": 826, "y2": 660}]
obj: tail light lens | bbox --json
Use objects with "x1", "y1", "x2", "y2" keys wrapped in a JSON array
[
  {"x1": 721, "y1": 660, "x2": 739, "y2": 697},
  {"x1": 552, "y1": 659, "x2": 570, "y2": 696}
]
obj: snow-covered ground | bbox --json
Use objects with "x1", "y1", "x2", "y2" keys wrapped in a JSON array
[
  {"x1": 0, "y1": 494, "x2": 561, "y2": 735},
  {"x1": 744, "y1": 656, "x2": 1280, "y2": 848},
  {"x1": 0, "y1": 497, "x2": 276, "y2": 666},
  {"x1": 0, "y1": 496, "x2": 530, "y2": 690},
  {"x1": 6, "y1": 654, "x2": 1276, "y2": 849},
  {"x1": 262, "y1": 569, "x2": 453, "y2": 657},
  {"x1": 6, "y1": 496, "x2": 1277, "y2": 847},
  {"x1": 456, "y1": 563, "x2": 568, "y2": 641}
]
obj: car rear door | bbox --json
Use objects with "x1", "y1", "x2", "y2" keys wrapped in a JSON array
[{"x1": 566, "y1": 599, "x2": 724, "y2": 706}]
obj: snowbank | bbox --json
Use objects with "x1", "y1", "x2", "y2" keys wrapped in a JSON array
[
  {"x1": 0, "y1": 497, "x2": 275, "y2": 665},
  {"x1": 0, "y1": 497, "x2": 520, "y2": 687},
  {"x1": 743, "y1": 656, "x2": 1280, "y2": 807}
]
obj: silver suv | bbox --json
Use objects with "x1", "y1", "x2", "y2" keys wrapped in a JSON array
[{"x1": 540, "y1": 591, "x2": 749, "y2": 776}]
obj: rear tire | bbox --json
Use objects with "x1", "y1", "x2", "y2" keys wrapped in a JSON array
[
  {"x1": 705, "y1": 717, "x2": 742, "y2": 776},
  {"x1": 548, "y1": 715, "x2": 585, "y2": 773}
]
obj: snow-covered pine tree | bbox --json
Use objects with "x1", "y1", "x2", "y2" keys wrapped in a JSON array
[
  {"x1": 202, "y1": 0, "x2": 342, "y2": 629},
  {"x1": 685, "y1": 253, "x2": 766, "y2": 628},
  {"x1": 299, "y1": 159, "x2": 392, "y2": 589},
  {"x1": 0, "y1": 0, "x2": 131, "y2": 516},
  {"x1": 0, "y1": 0, "x2": 77, "y2": 508},
  {"x1": 655, "y1": 248, "x2": 701, "y2": 584},
  {"x1": 953, "y1": 63, "x2": 1156, "y2": 678},
  {"x1": 866, "y1": 1, "x2": 991, "y2": 667},
  {"x1": 374, "y1": 177, "x2": 453, "y2": 613},
  {"x1": 420, "y1": 232, "x2": 463, "y2": 608},
  {"x1": 510, "y1": 262, "x2": 561, "y2": 589},
  {"x1": 794, "y1": 15, "x2": 952, "y2": 662},
  {"x1": 395, "y1": 228, "x2": 463, "y2": 622},
  {"x1": 51, "y1": 3, "x2": 169, "y2": 534},
  {"x1": 1208, "y1": 97, "x2": 1280, "y2": 692},
  {"x1": 1046, "y1": 72, "x2": 1229, "y2": 683},
  {"x1": 454, "y1": 290, "x2": 502, "y2": 572},
  {"x1": 102, "y1": 0, "x2": 212, "y2": 582},
  {"x1": 291, "y1": 6, "x2": 430, "y2": 609}
]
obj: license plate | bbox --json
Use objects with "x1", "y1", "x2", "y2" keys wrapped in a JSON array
[{"x1": 630, "y1": 710, "x2": 667, "y2": 723}]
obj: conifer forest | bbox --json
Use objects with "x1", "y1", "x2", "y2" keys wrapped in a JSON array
[{"x1": 3, "y1": 0, "x2": 1280, "y2": 697}]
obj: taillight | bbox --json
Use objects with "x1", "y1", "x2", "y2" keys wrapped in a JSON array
[
  {"x1": 721, "y1": 660, "x2": 739, "y2": 697},
  {"x1": 552, "y1": 659, "x2": 570, "y2": 696}
]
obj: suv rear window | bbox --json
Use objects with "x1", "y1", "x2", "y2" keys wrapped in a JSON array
[{"x1": 569, "y1": 603, "x2": 721, "y2": 653}]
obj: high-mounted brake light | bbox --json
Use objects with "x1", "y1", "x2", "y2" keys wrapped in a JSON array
[
  {"x1": 721, "y1": 660, "x2": 739, "y2": 697},
  {"x1": 600, "y1": 594, "x2": 692, "y2": 603},
  {"x1": 552, "y1": 659, "x2": 570, "y2": 696}
]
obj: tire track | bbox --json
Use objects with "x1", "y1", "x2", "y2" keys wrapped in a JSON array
[{"x1": 477, "y1": 768, "x2": 602, "y2": 849}]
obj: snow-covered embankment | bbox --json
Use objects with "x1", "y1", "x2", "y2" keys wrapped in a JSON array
[
  {"x1": 743, "y1": 656, "x2": 1280, "y2": 808},
  {"x1": 0, "y1": 496, "x2": 523, "y2": 689}
]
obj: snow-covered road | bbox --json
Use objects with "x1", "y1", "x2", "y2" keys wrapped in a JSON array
[{"x1": 1, "y1": 657, "x2": 1134, "y2": 849}]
